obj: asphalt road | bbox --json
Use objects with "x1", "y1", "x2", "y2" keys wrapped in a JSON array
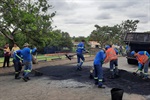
[{"x1": 0, "y1": 56, "x2": 150, "y2": 100}]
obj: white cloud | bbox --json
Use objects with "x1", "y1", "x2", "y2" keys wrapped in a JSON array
[{"x1": 48, "y1": 0, "x2": 150, "y2": 37}]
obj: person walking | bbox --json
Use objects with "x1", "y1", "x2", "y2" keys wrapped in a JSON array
[
  {"x1": 93, "y1": 49, "x2": 106, "y2": 88},
  {"x1": 76, "y1": 40, "x2": 87, "y2": 71},
  {"x1": 3, "y1": 43, "x2": 11, "y2": 68},
  {"x1": 104, "y1": 45, "x2": 119, "y2": 79},
  {"x1": 13, "y1": 51, "x2": 23, "y2": 79},
  {"x1": 11, "y1": 43, "x2": 22, "y2": 79},
  {"x1": 119, "y1": 45, "x2": 123, "y2": 56},
  {"x1": 16, "y1": 43, "x2": 37, "y2": 82},
  {"x1": 131, "y1": 51, "x2": 150, "y2": 79}
]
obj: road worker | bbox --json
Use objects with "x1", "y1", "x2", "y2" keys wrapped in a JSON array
[
  {"x1": 13, "y1": 50, "x2": 23, "y2": 79},
  {"x1": 76, "y1": 40, "x2": 86, "y2": 71},
  {"x1": 131, "y1": 51, "x2": 150, "y2": 79},
  {"x1": 16, "y1": 43, "x2": 37, "y2": 82},
  {"x1": 93, "y1": 49, "x2": 106, "y2": 88},
  {"x1": 104, "y1": 45, "x2": 119, "y2": 79}
]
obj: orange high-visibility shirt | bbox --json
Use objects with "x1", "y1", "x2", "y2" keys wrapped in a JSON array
[
  {"x1": 135, "y1": 53, "x2": 148, "y2": 65},
  {"x1": 104, "y1": 47, "x2": 118, "y2": 63}
]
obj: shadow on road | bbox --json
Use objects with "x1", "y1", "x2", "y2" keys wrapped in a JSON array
[{"x1": 36, "y1": 64, "x2": 150, "y2": 95}]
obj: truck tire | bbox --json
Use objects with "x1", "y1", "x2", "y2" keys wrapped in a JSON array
[{"x1": 127, "y1": 59, "x2": 138, "y2": 65}]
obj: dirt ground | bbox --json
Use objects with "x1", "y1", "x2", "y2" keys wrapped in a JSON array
[{"x1": 0, "y1": 56, "x2": 150, "y2": 100}]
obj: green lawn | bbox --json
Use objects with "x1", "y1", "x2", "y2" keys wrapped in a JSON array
[{"x1": 0, "y1": 54, "x2": 66, "y2": 67}]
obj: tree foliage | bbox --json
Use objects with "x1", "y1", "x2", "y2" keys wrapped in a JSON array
[
  {"x1": 89, "y1": 19, "x2": 139, "y2": 47},
  {"x1": 119, "y1": 19, "x2": 139, "y2": 40},
  {"x1": 0, "y1": 0, "x2": 56, "y2": 47},
  {"x1": 44, "y1": 30, "x2": 73, "y2": 51}
]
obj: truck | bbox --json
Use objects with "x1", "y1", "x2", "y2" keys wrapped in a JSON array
[{"x1": 123, "y1": 32, "x2": 150, "y2": 64}]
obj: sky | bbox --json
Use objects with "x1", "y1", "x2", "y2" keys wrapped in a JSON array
[{"x1": 48, "y1": 0, "x2": 150, "y2": 37}]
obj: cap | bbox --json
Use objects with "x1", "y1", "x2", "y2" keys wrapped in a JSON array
[
  {"x1": 23, "y1": 43, "x2": 29, "y2": 47},
  {"x1": 105, "y1": 45, "x2": 110, "y2": 50},
  {"x1": 131, "y1": 51, "x2": 135, "y2": 55}
]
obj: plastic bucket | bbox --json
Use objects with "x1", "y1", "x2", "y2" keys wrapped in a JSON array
[{"x1": 111, "y1": 88, "x2": 124, "y2": 100}]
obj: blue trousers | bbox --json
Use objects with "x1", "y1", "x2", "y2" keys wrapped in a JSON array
[
  {"x1": 110, "y1": 59, "x2": 118, "y2": 77},
  {"x1": 94, "y1": 64, "x2": 103, "y2": 86},
  {"x1": 13, "y1": 60, "x2": 22, "y2": 73},
  {"x1": 143, "y1": 59, "x2": 150, "y2": 78},
  {"x1": 13, "y1": 60, "x2": 22, "y2": 78},
  {"x1": 77, "y1": 53, "x2": 85, "y2": 68},
  {"x1": 23, "y1": 61, "x2": 32, "y2": 78}
]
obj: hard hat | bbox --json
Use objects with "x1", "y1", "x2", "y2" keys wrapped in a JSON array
[
  {"x1": 131, "y1": 51, "x2": 135, "y2": 55},
  {"x1": 105, "y1": 45, "x2": 110, "y2": 50}
]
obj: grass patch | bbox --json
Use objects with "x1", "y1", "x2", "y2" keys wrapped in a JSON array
[{"x1": 0, "y1": 54, "x2": 66, "y2": 67}]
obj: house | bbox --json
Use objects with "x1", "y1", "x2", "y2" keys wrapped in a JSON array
[
  {"x1": 72, "y1": 41, "x2": 100, "y2": 49},
  {"x1": 88, "y1": 41, "x2": 100, "y2": 48}
]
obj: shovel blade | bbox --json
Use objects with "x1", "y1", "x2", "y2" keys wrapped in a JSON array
[{"x1": 65, "y1": 54, "x2": 72, "y2": 60}]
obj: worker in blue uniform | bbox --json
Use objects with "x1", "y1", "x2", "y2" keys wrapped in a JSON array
[
  {"x1": 76, "y1": 40, "x2": 86, "y2": 71},
  {"x1": 16, "y1": 43, "x2": 37, "y2": 82},
  {"x1": 131, "y1": 51, "x2": 150, "y2": 79},
  {"x1": 104, "y1": 45, "x2": 119, "y2": 79},
  {"x1": 93, "y1": 49, "x2": 106, "y2": 88},
  {"x1": 13, "y1": 51, "x2": 23, "y2": 79}
]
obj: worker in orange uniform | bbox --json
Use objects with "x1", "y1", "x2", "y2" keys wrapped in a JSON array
[
  {"x1": 131, "y1": 51, "x2": 150, "y2": 79},
  {"x1": 104, "y1": 45, "x2": 119, "y2": 79}
]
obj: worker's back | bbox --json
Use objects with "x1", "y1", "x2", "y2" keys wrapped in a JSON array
[{"x1": 124, "y1": 32, "x2": 150, "y2": 65}]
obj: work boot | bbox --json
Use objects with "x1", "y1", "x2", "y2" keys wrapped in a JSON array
[
  {"x1": 79, "y1": 67, "x2": 82, "y2": 71},
  {"x1": 26, "y1": 77, "x2": 30, "y2": 80},
  {"x1": 95, "y1": 81, "x2": 98, "y2": 85},
  {"x1": 89, "y1": 74, "x2": 94, "y2": 79},
  {"x1": 139, "y1": 72, "x2": 144, "y2": 78},
  {"x1": 76, "y1": 67, "x2": 82, "y2": 71},
  {"x1": 98, "y1": 85, "x2": 105, "y2": 89},
  {"x1": 108, "y1": 75, "x2": 115, "y2": 79},
  {"x1": 115, "y1": 74, "x2": 120, "y2": 78},
  {"x1": 2, "y1": 66, "x2": 5, "y2": 68},
  {"x1": 22, "y1": 77, "x2": 28, "y2": 82},
  {"x1": 15, "y1": 77, "x2": 21, "y2": 79},
  {"x1": 102, "y1": 78, "x2": 105, "y2": 82},
  {"x1": 142, "y1": 75, "x2": 149, "y2": 80},
  {"x1": 15, "y1": 73, "x2": 21, "y2": 79}
]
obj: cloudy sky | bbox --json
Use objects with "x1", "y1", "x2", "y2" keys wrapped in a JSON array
[{"x1": 48, "y1": 0, "x2": 150, "y2": 37}]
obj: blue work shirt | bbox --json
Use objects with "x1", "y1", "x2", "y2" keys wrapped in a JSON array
[
  {"x1": 13, "y1": 51, "x2": 22, "y2": 62},
  {"x1": 137, "y1": 51, "x2": 150, "y2": 57},
  {"x1": 93, "y1": 50, "x2": 106, "y2": 65},
  {"x1": 76, "y1": 42, "x2": 85, "y2": 54},
  {"x1": 16, "y1": 47, "x2": 37, "y2": 62}
]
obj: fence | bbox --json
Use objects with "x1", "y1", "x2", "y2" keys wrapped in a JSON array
[{"x1": 0, "y1": 48, "x2": 99, "y2": 67}]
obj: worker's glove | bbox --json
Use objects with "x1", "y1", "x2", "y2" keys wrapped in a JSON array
[
  {"x1": 138, "y1": 67, "x2": 143, "y2": 71},
  {"x1": 101, "y1": 60, "x2": 104, "y2": 64},
  {"x1": 34, "y1": 47, "x2": 37, "y2": 50}
]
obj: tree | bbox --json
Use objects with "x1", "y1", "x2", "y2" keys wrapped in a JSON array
[
  {"x1": 89, "y1": 25, "x2": 118, "y2": 47},
  {"x1": 59, "y1": 32, "x2": 73, "y2": 51},
  {"x1": 73, "y1": 36, "x2": 86, "y2": 42},
  {"x1": 89, "y1": 20, "x2": 140, "y2": 47},
  {"x1": 119, "y1": 19, "x2": 139, "y2": 40},
  {"x1": 0, "y1": 0, "x2": 56, "y2": 46}
]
